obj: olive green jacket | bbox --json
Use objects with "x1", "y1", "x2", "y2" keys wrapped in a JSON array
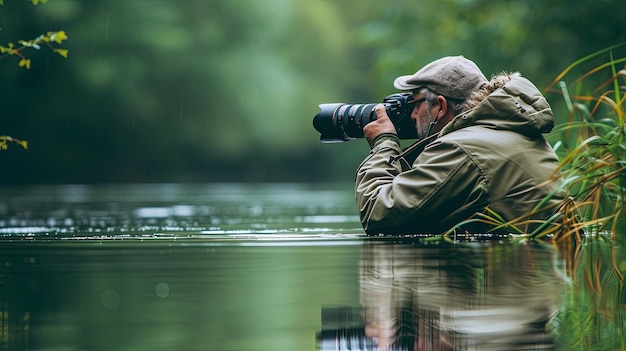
[{"x1": 355, "y1": 76, "x2": 566, "y2": 235}]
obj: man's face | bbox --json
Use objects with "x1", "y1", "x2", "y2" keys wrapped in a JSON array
[{"x1": 411, "y1": 92, "x2": 438, "y2": 139}]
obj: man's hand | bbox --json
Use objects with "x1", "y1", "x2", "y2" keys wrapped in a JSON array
[{"x1": 363, "y1": 104, "x2": 397, "y2": 144}]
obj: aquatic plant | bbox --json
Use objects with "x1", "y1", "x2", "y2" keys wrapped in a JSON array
[
  {"x1": 546, "y1": 44, "x2": 626, "y2": 240},
  {"x1": 546, "y1": 48, "x2": 626, "y2": 350}
]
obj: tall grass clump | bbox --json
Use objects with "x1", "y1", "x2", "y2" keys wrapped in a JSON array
[
  {"x1": 544, "y1": 45, "x2": 626, "y2": 350},
  {"x1": 545, "y1": 43, "x2": 626, "y2": 242}
]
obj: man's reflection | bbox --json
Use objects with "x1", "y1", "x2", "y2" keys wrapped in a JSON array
[{"x1": 321, "y1": 240, "x2": 565, "y2": 351}]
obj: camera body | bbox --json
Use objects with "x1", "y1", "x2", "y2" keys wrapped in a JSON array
[{"x1": 313, "y1": 93, "x2": 417, "y2": 143}]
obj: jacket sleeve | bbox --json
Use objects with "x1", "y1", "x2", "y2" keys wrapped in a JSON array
[{"x1": 355, "y1": 136, "x2": 489, "y2": 235}]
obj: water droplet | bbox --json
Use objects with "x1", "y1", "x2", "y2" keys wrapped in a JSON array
[{"x1": 155, "y1": 282, "x2": 170, "y2": 298}]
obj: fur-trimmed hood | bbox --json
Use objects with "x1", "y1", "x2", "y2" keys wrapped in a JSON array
[{"x1": 440, "y1": 73, "x2": 554, "y2": 138}]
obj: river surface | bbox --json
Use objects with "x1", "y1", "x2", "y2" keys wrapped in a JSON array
[{"x1": 0, "y1": 183, "x2": 624, "y2": 351}]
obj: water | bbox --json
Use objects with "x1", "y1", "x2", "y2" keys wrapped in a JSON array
[{"x1": 0, "y1": 183, "x2": 624, "y2": 351}]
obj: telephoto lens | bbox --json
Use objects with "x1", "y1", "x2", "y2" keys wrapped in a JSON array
[{"x1": 313, "y1": 93, "x2": 417, "y2": 143}]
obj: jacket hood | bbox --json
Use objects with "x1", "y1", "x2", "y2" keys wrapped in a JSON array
[{"x1": 440, "y1": 75, "x2": 554, "y2": 137}]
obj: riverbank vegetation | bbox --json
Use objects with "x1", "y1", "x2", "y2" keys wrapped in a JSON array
[
  {"x1": 546, "y1": 45, "x2": 626, "y2": 240},
  {"x1": 548, "y1": 46, "x2": 625, "y2": 350}
]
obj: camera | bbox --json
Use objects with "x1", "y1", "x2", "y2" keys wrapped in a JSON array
[
  {"x1": 316, "y1": 306, "x2": 415, "y2": 351},
  {"x1": 313, "y1": 93, "x2": 417, "y2": 143}
]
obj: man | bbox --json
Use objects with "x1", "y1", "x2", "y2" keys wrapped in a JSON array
[{"x1": 356, "y1": 55, "x2": 566, "y2": 235}]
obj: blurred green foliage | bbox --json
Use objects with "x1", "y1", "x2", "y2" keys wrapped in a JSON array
[{"x1": 0, "y1": 0, "x2": 625, "y2": 183}]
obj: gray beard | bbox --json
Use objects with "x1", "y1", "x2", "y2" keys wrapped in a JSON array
[{"x1": 416, "y1": 112, "x2": 438, "y2": 139}]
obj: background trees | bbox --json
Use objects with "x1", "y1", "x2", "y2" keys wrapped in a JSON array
[{"x1": 1, "y1": 0, "x2": 624, "y2": 184}]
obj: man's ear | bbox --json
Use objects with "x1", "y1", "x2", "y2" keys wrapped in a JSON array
[{"x1": 436, "y1": 95, "x2": 448, "y2": 118}]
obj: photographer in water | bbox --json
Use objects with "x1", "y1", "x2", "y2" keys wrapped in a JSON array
[{"x1": 355, "y1": 55, "x2": 566, "y2": 235}]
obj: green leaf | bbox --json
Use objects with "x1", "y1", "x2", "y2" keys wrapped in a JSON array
[
  {"x1": 49, "y1": 31, "x2": 68, "y2": 44},
  {"x1": 18, "y1": 58, "x2": 31, "y2": 69},
  {"x1": 53, "y1": 48, "x2": 68, "y2": 58}
]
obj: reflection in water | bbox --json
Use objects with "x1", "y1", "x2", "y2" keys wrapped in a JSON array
[{"x1": 320, "y1": 241, "x2": 565, "y2": 351}]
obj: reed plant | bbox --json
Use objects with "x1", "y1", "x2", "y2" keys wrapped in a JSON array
[
  {"x1": 545, "y1": 46, "x2": 626, "y2": 349},
  {"x1": 546, "y1": 43, "x2": 626, "y2": 241}
]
